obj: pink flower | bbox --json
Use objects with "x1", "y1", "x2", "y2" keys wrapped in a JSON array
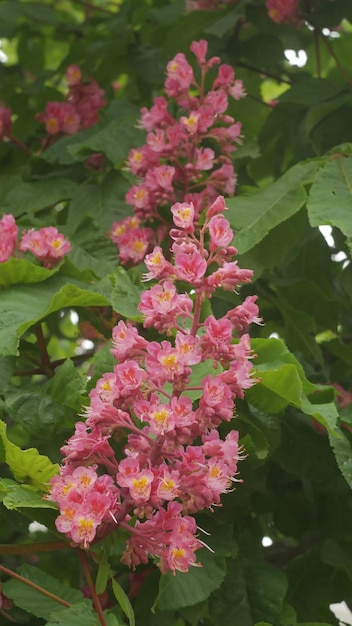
[
  {"x1": 171, "y1": 202, "x2": 195, "y2": 231},
  {"x1": 266, "y1": 0, "x2": 300, "y2": 24},
  {"x1": 208, "y1": 215, "x2": 234, "y2": 249}
]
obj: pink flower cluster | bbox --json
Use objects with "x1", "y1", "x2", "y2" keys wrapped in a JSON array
[
  {"x1": 49, "y1": 195, "x2": 260, "y2": 574},
  {"x1": 37, "y1": 65, "x2": 106, "y2": 137},
  {"x1": 0, "y1": 213, "x2": 71, "y2": 268},
  {"x1": 109, "y1": 40, "x2": 245, "y2": 265},
  {"x1": 266, "y1": 0, "x2": 300, "y2": 24},
  {"x1": 0, "y1": 105, "x2": 12, "y2": 140}
]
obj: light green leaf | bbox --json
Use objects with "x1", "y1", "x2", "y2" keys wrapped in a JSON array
[
  {"x1": 0, "y1": 419, "x2": 59, "y2": 489},
  {"x1": 227, "y1": 161, "x2": 317, "y2": 253},
  {"x1": 0, "y1": 478, "x2": 58, "y2": 510},
  {"x1": 307, "y1": 156, "x2": 352, "y2": 243},
  {"x1": 0, "y1": 257, "x2": 59, "y2": 288},
  {"x1": 111, "y1": 577, "x2": 135, "y2": 626}
]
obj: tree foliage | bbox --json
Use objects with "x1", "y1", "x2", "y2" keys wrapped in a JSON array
[{"x1": 1, "y1": 1, "x2": 352, "y2": 625}]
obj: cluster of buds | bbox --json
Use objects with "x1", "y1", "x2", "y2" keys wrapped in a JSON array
[
  {"x1": 36, "y1": 65, "x2": 106, "y2": 138},
  {"x1": 49, "y1": 195, "x2": 261, "y2": 574},
  {"x1": 0, "y1": 213, "x2": 71, "y2": 268},
  {"x1": 266, "y1": 0, "x2": 300, "y2": 24},
  {"x1": 109, "y1": 40, "x2": 246, "y2": 265}
]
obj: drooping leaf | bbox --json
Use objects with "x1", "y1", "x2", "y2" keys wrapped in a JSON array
[{"x1": 0, "y1": 419, "x2": 59, "y2": 489}]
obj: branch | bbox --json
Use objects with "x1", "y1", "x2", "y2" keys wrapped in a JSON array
[
  {"x1": 319, "y1": 31, "x2": 352, "y2": 85},
  {"x1": 0, "y1": 541, "x2": 68, "y2": 555},
  {"x1": 77, "y1": 550, "x2": 108, "y2": 626}
]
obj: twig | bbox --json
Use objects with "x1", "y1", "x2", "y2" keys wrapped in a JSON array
[
  {"x1": 7, "y1": 134, "x2": 32, "y2": 157},
  {"x1": 314, "y1": 28, "x2": 321, "y2": 78},
  {"x1": 237, "y1": 61, "x2": 292, "y2": 85},
  {"x1": 0, "y1": 564, "x2": 71, "y2": 608},
  {"x1": 14, "y1": 349, "x2": 96, "y2": 377},
  {"x1": 319, "y1": 31, "x2": 352, "y2": 85},
  {"x1": 0, "y1": 541, "x2": 68, "y2": 555},
  {"x1": 77, "y1": 549, "x2": 108, "y2": 626}
]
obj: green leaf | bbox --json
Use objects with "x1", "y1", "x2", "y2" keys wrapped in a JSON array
[
  {"x1": 0, "y1": 257, "x2": 59, "y2": 288},
  {"x1": 45, "y1": 602, "x2": 99, "y2": 626},
  {"x1": 210, "y1": 558, "x2": 287, "y2": 626},
  {"x1": 96, "y1": 563, "x2": 109, "y2": 595},
  {"x1": 0, "y1": 478, "x2": 58, "y2": 510},
  {"x1": 111, "y1": 578, "x2": 135, "y2": 626},
  {"x1": 0, "y1": 419, "x2": 59, "y2": 489},
  {"x1": 2, "y1": 564, "x2": 85, "y2": 620},
  {"x1": 248, "y1": 363, "x2": 303, "y2": 413},
  {"x1": 328, "y1": 427, "x2": 352, "y2": 489},
  {"x1": 205, "y1": 3, "x2": 245, "y2": 37},
  {"x1": 154, "y1": 549, "x2": 226, "y2": 612},
  {"x1": 110, "y1": 267, "x2": 144, "y2": 321},
  {"x1": 3, "y1": 178, "x2": 78, "y2": 216},
  {"x1": 279, "y1": 78, "x2": 343, "y2": 106},
  {"x1": 5, "y1": 360, "x2": 85, "y2": 438},
  {"x1": 227, "y1": 162, "x2": 318, "y2": 253},
  {"x1": 307, "y1": 156, "x2": 352, "y2": 244},
  {"x1": 0, "y1": 276, "x2": 110, "y2": 356}
]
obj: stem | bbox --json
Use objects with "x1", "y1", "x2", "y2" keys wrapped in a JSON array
[
  {"x1": 0, "y1": 541, "x2": 68, "y2": 555},
  {"x1": 319, "y1": 31, "x2": 352, "y2": 85},
  {"x1": 34, "y1": 324, "x2": 54, "y2": 378},
  {"x1": 77, "y1": 550, "x2": 108, "y2": 626},
  {"x1": 314, "y1": 29, "x2": 321, "y2": 78},
  {"x1": 237, "y1": 61, "x2": 291, "y2": 85},
  {"x1": 0, "y1": 608, "x2": 17, "y2": 623},
  {"x1": 0, "y1": 565, "x2": 71, "y2": 608},
  {"x1": 337, "y1": 154, "x2": 352, "y2": 195},
  {"x1": 7, "y1": 134, "x2": 32, "y2": 156},
  {"x1": 190, "y1": 290, "x2": 203, "y2": 336},
  {"x1": 14, "y1": 350, "x2": 96, "y2": 377}
]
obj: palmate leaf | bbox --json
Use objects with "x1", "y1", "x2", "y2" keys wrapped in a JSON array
[{"x1": 0, "y1": 419, "x2": 59, "y2": 489}]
